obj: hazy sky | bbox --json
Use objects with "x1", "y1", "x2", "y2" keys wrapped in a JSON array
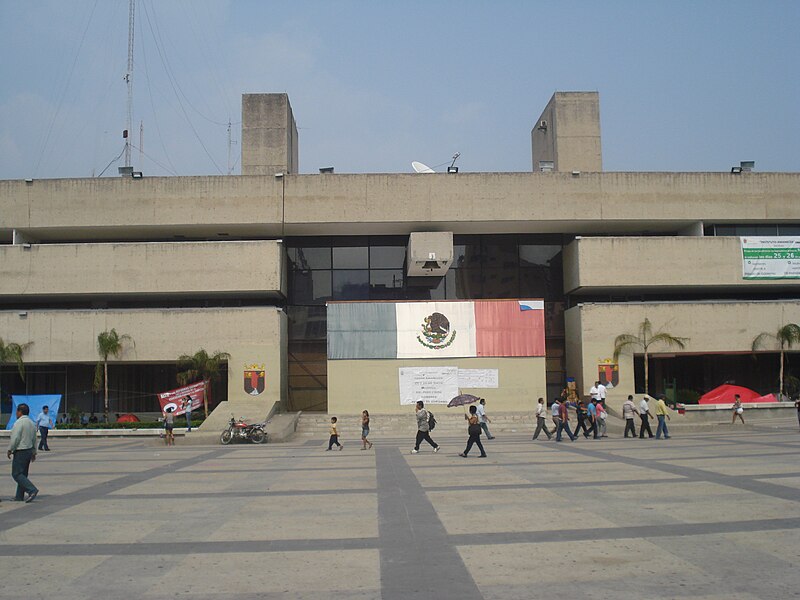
[{"x1": 1, "y1": 0, "x2": 798, "y2": 179}]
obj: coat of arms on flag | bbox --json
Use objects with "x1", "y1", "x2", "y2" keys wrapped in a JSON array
[
  {"x1": 417, "y1": 312, "x2": 457, "y2": 349},
  {"x1": 244, "y1": 364, "x2": 266, "y2": 395}
]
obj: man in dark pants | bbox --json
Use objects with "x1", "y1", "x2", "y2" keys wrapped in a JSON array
[
  {"x1": 7, "y1": 403, "x2": 39, "y2": 503},
  {"x1": 411, "y1": 401, "x2": 440, "y2": 454},
  {"x1": 555, "y1": 398, "x2": 576, "y2": 442},
  {"x1": 574, "y1": 401, "x2": 592, "y2": 439},
  {"x1": 36, "y1": 405, "x2": 54, "y2": 451},
  {"x1": 639, "y1": 396, "x2": 654, "y2": 439},
  {"x1": 622, "y1": 395, "x2": 638, "y2": 438}
]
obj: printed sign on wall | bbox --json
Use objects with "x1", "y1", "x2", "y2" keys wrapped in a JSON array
[
  {"x1": 457, "y1": 368, "x2": 499, "y2": 388},
  {"x1": 398, "y1": 367, "x2": 459, "y2": 405},
  {"x1": 741, "y1": 237, "x2": 800, "y2": 279}
]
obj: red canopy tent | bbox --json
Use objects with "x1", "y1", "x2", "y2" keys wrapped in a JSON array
[
  {"x1": 116, "y1": 413, "x2": 140, "y2": 423},
  {"x1": 698, "y1": 384, "x2": 773, "y2": 405}
]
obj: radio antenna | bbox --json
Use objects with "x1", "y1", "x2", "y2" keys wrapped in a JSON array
[{"x1": 123, "y1": 0, "x2": 136, "y2": 168}]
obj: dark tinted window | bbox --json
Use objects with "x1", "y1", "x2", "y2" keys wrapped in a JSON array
[
  {"x1": 292, "y1": 247, "x2": 331, "y2": 270},
  {"x1": 333, "y1": 247, "x2": 368, "y2": 269},
  {"x1": 332, "y1": 270, "x2": 369, "y2": 299},
  {"x1": 291, "y1": 271, "x2": 331, "y2": 304},
  {"x1": 370, "y1": 246, "x2": 406, "y2": 269}
]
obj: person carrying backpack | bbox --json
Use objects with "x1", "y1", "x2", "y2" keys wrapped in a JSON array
[{"x1": 411, "y1": 401, "x2": 440, "y2": 454}]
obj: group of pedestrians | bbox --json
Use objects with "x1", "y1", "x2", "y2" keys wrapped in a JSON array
[
  {"x1": 621, "y1": 394, "x2": 671, "y2": 439},
  {"x1": 530, "y1": 388, "x2": 673, "y2": 442}
]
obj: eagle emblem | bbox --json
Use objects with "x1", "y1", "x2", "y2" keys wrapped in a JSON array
[{"x1": 417, "y1": 312, "x2": 457, "y2": 349}]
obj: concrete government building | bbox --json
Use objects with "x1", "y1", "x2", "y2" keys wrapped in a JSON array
[{"x1": 1, "y1": 91, "x2": 799, "y2": 423}]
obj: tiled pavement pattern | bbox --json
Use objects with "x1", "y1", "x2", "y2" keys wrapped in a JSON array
[{"x1": 1, "y1": 425, "x2": 799, "y2": 599}]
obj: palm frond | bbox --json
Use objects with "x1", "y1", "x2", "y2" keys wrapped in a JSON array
[
  {"x1": 613, "y1": 334, "x2": 642, "y2": 362},
  {"x1": 646, "y1": 332, "x2": 689, "y2": 351},
  {"x1": 778, "y1": 323, "x2": 800, "y2": 349},
  {"x1": 752, "y1": 331, "x2": 777, "y2": 352},
  {"x1": 638, "y1": 318, "x2": 654, "y2": 343}
]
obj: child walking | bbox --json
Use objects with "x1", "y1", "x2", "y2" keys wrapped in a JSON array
[
  {"x1": 361, "y1": 410, "x2": 373, "y2": 450},
  {"x1": 327, "y1": 416, "x2": 343, "y2": 451}
]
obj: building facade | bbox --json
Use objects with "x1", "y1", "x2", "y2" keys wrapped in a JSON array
[{"x1": 1, "y1": 92, "x2": 799, "y2": 420}]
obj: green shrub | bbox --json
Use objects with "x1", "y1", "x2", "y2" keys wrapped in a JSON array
[{"x1": 676, "y1": 388, "x2": 701, "y2": 404}]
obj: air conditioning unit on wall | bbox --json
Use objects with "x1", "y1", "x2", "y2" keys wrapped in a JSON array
[{"x1": 406, "y1": 232, "x2": 454, "y2": 277}]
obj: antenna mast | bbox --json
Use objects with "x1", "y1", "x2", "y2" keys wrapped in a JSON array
[{"x1": 123, "y1": 0, "x2": 136, "y2": 168}]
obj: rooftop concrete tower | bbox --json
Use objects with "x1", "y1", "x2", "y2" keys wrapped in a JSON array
[
  {"x1": 531, "y1": 91, "x2": 602, "y2": 173},
  {"x1": 241, "y1": 93, "x2": 298, "y2": 176}
]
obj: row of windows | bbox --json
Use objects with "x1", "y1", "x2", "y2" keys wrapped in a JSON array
[
  {"x1": 287, "y1": 235, "x2": 565, "y2": 271},
  {"x1": 705, "y1": 224, "x2": 800, "y2": 237},
  {"x1": 291, "y1": 265, "x2": 563, "y2": 305}
]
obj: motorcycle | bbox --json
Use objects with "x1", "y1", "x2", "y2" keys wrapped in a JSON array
[{"x1": 220, "y1": 415, "x2": 267, "y2": 444}]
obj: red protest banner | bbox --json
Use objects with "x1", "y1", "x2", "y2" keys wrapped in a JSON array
[{"x1": 157, "y1": 381, "x2": 206, "y2": 416}]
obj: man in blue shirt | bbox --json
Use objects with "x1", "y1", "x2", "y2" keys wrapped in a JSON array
[
  {"x1": 587, "y1": 398, "x2": 599, "y2": 439},
  {"x1": 36, "y1": 405, "x2": 54, "y2": 451}
]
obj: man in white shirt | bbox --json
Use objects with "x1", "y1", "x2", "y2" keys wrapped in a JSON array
[
  {"x1": 622, "y1": 395, "x2": 638, "y2": 438},
  {"x1": 476, "y1": 399, "x2": 495, "y2": 439},
  {"x1": 531, "y1": 397, "x2": 553, "y2": 441},
  {"x1": 7, "y1": 403, "x2": 39, "y2": 503},
  {"x1": 638, "y1": 397, "x2": 654, "y2": 439}
]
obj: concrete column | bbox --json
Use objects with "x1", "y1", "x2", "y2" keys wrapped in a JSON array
[
  {"x1": 241, "y1": 93, "x2": 298, "y2": 176},
  {"x1": 532, "y1": 92, "x2": 602, "y2": 173}
]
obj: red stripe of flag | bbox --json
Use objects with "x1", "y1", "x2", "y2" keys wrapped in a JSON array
[{"x1": 474, "y1": 300, "x2": 546, "y2": 357}]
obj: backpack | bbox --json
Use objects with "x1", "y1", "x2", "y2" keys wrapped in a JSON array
[{"x1": 428, "y1": 411, "x2": 436, "y2": 431}]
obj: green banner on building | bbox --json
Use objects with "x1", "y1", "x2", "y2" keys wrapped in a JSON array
[{"x1": 741, "y1": 237, "x2": 800, "y2": 279}]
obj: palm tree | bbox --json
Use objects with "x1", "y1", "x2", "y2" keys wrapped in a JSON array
[
  {"x1": 752, "y1": 323, "x2": 800, "y2": 401},
  {"x1": 613, "y1": 318, "x2": 689, "y2": 396},
  {"x1": 176, "y1": 349, "x2": 231, "y2": 418},
  {"x1": 94, "y1": 329, "x2": 134, "y2": 422},
  {"x1": 0, "y1": 338, "x2": 31, "y2": 411}
]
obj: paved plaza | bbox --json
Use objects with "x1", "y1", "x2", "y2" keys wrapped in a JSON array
[{"x1": 1, "y1": 425, "x2": 799, "y2": 599}]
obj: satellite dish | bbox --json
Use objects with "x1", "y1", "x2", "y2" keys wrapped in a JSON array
[{"x1": 411, "y1": 161, "x2": 436, "y2": 174}]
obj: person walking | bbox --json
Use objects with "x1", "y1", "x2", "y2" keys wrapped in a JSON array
[
  {"x1": 7, "y1": 403, "x2": 39, "y2": 503},
  {"x1": 182, "y1": 395, "x2": 193, "y2": 432},
  {"x1": 163, "y1": 407, "x2": 175, "y2": 446},
  {"x1": 731, "y1": 395, "x2": 745, "y2": 425},
  {"x1": 361, "y1": 410, "x2": 373, "y2": 450},
  {"x1": 655, "y1": 395, "x2": 672, "y2": 440},
  {"x1": 476, "y1": 398, "x2": 495, "y2": 439},
  {"x1": 595, "y1": 398, "x2": 608, "y2": 438},
  {"x1": 622, "y1": 395, "x2": 638, "y2": 438},
  {"x1": 638, "y1": 396, "x2": 654, "y2": 438},
  {"x1": 460, "y1": 405, "x2": 487, "y2": 458},
  {"x1": 327, "y1": 416, "x2": 343, "y2": 451},
  {"x1": 588, "y1": 380, "x2": 606, "y2": 404},
  {"x1": 574, "y1": 400, "x2": 592, "y2": 438},
  {"x1": 411, "y1": 401, "x2": 440, "y2": 454},
  {"x1": 532, "y1": 397, "x2": 553, "y2": 441},
  {"x1": 555, "y1": 397, "x2": 576, "y2": 442},
  {"x1": 587, "y1": 398, "x2": 599, "y2": 439},
  {"x1": 551, "y1": 397, "x2": 561, "y2": 432},
  {"x1": 36, "y1": 405, "x2": 54, "y2": 451}
]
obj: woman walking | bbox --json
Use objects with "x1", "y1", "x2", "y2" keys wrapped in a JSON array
[
  {"x1": 459, "y1": 405, "x2": 487, "y2": 458},
  {"x1": 731, "y1": 395, "x2": 745, "y2": 425},
  {"x1": 163, "y1": 407, "x2": 175, "y2": 446},
  {"x1": 361, "y1": 410, "x2": 373, "y2": 450}
]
